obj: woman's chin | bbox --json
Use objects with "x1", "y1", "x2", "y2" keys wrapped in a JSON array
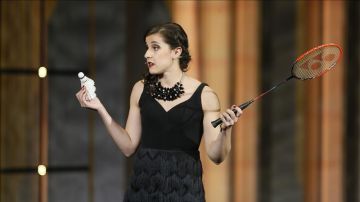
[{"x1": 148, "y1": 68, "x2": 160, "y2": 75}]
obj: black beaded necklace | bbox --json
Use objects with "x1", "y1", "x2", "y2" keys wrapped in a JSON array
[{"x1": 150, "y1": 73, "x2": 185, "y2": 101}]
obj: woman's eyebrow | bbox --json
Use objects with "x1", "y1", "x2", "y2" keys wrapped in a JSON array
[{"x1": 145, "y1": 41, "x2": 160, "y2": 47}]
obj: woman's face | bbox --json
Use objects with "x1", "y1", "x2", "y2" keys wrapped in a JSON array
[{"x1": 144, "y1": 33, "x2": 178, "y2": 74}]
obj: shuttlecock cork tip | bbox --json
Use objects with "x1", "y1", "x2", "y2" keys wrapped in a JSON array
[{"x1": 78, "y1": 72, "x2": 84, "y2": 78}]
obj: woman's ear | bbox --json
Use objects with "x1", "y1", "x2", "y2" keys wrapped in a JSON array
[{"x1": 172, "y1": 47, "x2": 183, "y2": 59}]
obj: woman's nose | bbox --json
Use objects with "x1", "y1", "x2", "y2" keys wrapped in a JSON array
[{"x1": 144, "y1": 49, "x2": 151, "y2": 59}]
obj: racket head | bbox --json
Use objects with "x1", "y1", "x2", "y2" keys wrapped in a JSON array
[{"x1": 291, "y1": 43, "x2": 343, "y2": 80}]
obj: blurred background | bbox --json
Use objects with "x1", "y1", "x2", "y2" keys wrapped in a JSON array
[{"x1": 0, "y1": 0, "x2": 359, "y2": 202}]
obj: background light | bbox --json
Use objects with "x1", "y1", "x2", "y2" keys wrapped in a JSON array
[
  {"x1": 37, "y1": 165, "x2": 47, "y2": 176},
  {"x1": 38, "y1": 66, "x2": 47, "y2": 78}
]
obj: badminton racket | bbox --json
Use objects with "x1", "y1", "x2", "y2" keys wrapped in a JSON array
[{"x1": 212, "y1": 43, "x2": 343, "y2": 128}]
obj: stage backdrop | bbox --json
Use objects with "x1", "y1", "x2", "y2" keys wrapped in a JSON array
[{"x1": 1, "y1": 1, "x2": 359, "y2": 202}]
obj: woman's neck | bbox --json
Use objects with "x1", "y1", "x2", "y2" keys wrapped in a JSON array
[{"x1": 159, "y1": 67, "x2": 184, "y2": 87}]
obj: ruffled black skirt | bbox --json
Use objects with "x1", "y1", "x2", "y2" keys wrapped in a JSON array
[{"x1": 123, "y1": 147, "x2": 205, "y2": 202}]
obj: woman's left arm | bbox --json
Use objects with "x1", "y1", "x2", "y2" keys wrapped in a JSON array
[{"x1": 201, "y1": 86, "x2": 242, "y2": 164}]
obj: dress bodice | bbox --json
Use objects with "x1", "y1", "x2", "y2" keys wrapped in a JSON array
[{"x1": 139, "y1": 83, "x2": 207, "y2": 151}]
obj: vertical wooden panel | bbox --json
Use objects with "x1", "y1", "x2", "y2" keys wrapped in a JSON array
[
  {"x1": 199, "y1": 1, "x2": 231, "y2": 202},
  {"x1": 170, "y1": 1, "x2": 200, "y2": 79},
  {"x1": 39, "y1": 1, "x2": 58, "y2": 201},
  {"x1": 1, "y1": 1, "x2": 41, "y2": 201},
  {"x1": 300, "y1": 1, "x2": 323, "y2": 202},
  {"x1": 0, "y1": 1, "x2": 40, "y2": 68},
  {"x1": 301, "y1": 1, "x2": 345, "y2": 202},
  {"x1": 39, "y1": 0, "x2": 48, "y2": 200},
  {"x1": 321, "y1": 1, "x2": 345, "y2": 202},
  {"x1": 0, "y1": 0, "x2": 57, "y2": 201},
  {"x1": 233, "y1": 1, "x2": 259, "y2": 202}
]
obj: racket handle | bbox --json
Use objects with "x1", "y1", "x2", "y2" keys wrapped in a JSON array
[
  {"x1": 211, "y1": 118, "x2": 224, "y2": 128},
  {"x1": 211, "y1": 100, "x2": 254, "y2": 128},
  {"x1": 239, "y1": 100, "x2": 254, "y2": 110}
]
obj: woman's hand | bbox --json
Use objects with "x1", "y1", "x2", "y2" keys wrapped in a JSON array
[
  {"x1": 75, "y1": 86, "x2": 102, "y2": 111},
  {"x1": 219, "y1": 105, "x2": 243, "y2": 131}
]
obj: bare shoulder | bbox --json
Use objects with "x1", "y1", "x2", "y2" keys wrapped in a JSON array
[
  {"x1": 132, "y1": 80, "x2": 144, "y2": 92},
  {"x1": 201, "y1": 85, "x2": 221, "y2": 112},
  {"x1": 183, "y1": 76, "x2": 220, "y2": 112},
  {"x1": 130, "y1": 80, "x2": 144, "y2": 105},
  {"x1": 183, "y1": 76, "x2": 202, "y2": 90}
]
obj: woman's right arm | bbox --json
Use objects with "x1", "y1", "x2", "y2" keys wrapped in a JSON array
[{"x1": 76, "y1": 81, "x2": 143, "y2": 157}]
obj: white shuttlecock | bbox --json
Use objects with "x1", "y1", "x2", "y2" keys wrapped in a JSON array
[{"x1": 78, "y1": 72, "x2": 96, "y2": 100}]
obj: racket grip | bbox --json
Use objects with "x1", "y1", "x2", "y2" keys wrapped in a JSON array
[
  {"x1": 211, "y1": 118, "x2": 223, "y2": 128},
  {"x1": 239, "y1": 100, "x2": 254, "y2": 110},
  {"x1": 211, "y1": 100, "x2": 254, "y2": 128}
]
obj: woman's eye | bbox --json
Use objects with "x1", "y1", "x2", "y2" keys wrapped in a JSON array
[{"x1": 153, "y1": 46, "x2": 160, "y2": 51}]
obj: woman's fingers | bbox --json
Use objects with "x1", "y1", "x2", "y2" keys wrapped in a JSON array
[
  {"x1": 220, "y1": 105, "x2": 243, "y2": 130},
  {"x1": 226, "y1": 109, "x2": 238, "y2": 122},
  {"x1": 75, "y1": 89, "x2": 82, "y2": 100},
  {"x1": 231, "y1": 105, "x2": 243, "y2": 117},
  {"x1": 219, "y1": 114, "x2": 228, "y2": 129},
  {"x1": 220, "y1": 112, "x2": 233, "y2": 129},
  {"x1": 76, "y1": 87, "x2": 100, "y2": 111},
  {"x1": 81, "y1": 90, "x2": 89, "y2": 105},
  {"x1": 75, "y1": 88, "x2": 88, "y2": 107}
]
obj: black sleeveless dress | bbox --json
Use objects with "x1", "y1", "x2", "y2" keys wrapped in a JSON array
[{"x1": 123, "y1": 83, "x2": 207, "y2": 202}]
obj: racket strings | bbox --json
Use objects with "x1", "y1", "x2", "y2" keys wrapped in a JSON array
[{"x1": 292, "y1": 45, "x2": 341, "y2": 80}]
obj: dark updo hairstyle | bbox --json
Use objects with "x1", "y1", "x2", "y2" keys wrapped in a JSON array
[
  {"x1": 143, "y1": 22, "x2": 191, "y2": 91},
  {"x1": 145, "y1": 22, "x2": 191, "y2": 71}
]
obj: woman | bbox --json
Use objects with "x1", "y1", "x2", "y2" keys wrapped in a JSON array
[{"x1": 76, "y1": 22, "x2": 242, "y2": 202}]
